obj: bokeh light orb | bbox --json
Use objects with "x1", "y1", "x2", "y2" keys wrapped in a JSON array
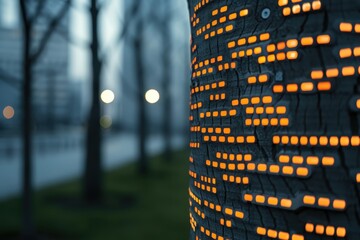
[
  {"x1": 101, "y1": 89, "x2": 115, "y2": 104},
  {"x1": 3, "y1": 106, "x2": 14, "y2": 119},
  {"x1": 145, "y1": 89, "x2": 160, "y2": 104},
  {"x1": 100, "y1": 115, "x2": 112, "y2": 128}
]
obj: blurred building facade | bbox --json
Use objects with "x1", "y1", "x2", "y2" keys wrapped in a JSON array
[{"x1": 0, "y1": 0, "x2": 84, "y2": 131}]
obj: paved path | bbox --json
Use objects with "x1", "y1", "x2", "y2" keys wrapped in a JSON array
[{"x1": 0, "y1": 131, "x2": 186, "y2": 200}]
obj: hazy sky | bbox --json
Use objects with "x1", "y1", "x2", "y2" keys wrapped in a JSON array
[{"x1": 69, "y1": 0, "x2": 124, "y2": 87}]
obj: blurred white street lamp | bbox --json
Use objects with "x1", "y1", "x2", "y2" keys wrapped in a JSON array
[
  {"x1": 101, "y1": 89, "x2": 115, "y2": 104},
  {"x1": 145, "y1": 89, "x2": 160, "y2": 104}
]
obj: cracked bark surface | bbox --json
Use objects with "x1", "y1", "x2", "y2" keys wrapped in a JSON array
[{"x1": 188, "y1": 0, "x2": 360, "y2": 239}]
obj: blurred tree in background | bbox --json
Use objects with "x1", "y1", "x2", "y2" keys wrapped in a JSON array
[
  {"x1": 0, "y1": 0, "x2": 190, "y2": 239},
  {"x1": 18, "y1": 0, "x2": 71, "y2": 238}
]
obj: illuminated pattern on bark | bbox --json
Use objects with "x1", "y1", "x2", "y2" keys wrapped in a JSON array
[{"x1": 188, "y1": 0, "x2": 360, "y2": 239}]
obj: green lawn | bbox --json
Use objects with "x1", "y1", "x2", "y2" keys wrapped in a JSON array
[{"x1": 0, "y1": 150, "x2": 190, "y2": 240}]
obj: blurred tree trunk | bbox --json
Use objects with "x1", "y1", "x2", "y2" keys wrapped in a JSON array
[
  {"x1": 19, "y1": 0, "x2": 71, "y2": 238},
  {"x1": 83, "y1": 0, "x2": 103, "y2": 203},
  {"x1": 133, "y1": 8, "x2": 148, "y2": 174},
  {"x1": 19, "y1": 1, "x2": 34, "y2": 238},
  {"x1": 161, "y1": 3, "x2": 173, "y2": 162}
]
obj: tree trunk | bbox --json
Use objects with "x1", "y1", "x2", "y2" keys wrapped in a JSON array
[
  {"x1": 19, "y1": 1, "x2": 35, "y2": 238},
  {"x1": 161, "y1": 18, "x2": 172, "y2": 162},
  {"x1": 83, "y1": 0, "x2": 103, "y2": 203},
  {"x1": 188, "y1": 1, "x2": 360, "y2": 239},
  {"x1": 134, "y1": 17, "x2": 148, "y2": 175}
]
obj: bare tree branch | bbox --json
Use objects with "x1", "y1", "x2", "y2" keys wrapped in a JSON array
[
  {"x1": 31, "y1": 0, "x2": 71, "y2": 63},
  {"x1": 41, "y1": 10, "x2": 90, "y2": 49}
]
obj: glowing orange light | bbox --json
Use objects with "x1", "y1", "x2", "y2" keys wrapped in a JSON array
[{"x1": 3, "y1": 106, "x2": 14, "y2": 119}]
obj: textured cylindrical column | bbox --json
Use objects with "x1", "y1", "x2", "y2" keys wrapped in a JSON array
[{"x1": 188, "y1": 1, "x2": 360, "y2": 239}]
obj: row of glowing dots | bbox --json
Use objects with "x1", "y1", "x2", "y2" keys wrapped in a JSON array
[
  {"x1": 199, "y1": 109, "x2": 237, "y2": 118},
  {"x1": 206, "y1": 160, "x2": 309, "y2": 177},
  {"x1": 193, "y1": 55, "x2": 223, "y2": 70},
  {"x1": 227, "y1": 33, "x2": 270, "y2": 49},
  {"x1": 203, "y1": 135, "x2": 256, "y2": 143},
  {"x1": 191, "y1": 189, "x2": 245, "y2": 223},
  {"x1": 193, "y1": 206, "x2": 205, "y2": 219},
  {"x1": 258, "y1": 51, "x2": 298, "y2": 64},
  {"x1": 257, "y1": 226, "x2": 304, "y2": 240},
  {"x1": 282, "y1": 1, "x2": 322, "y2": 16},
  {"x1": 195, "y1": 5, "x2": 237, "y2": 35},
  {"x1": 194, "y1": 180, "x2": 217, "y2": 194},
  {"x1": 222, "y1": 174, "x2": 249, "y2": 184},
  {"x1": 231, "y1": 46, "x2": 263, "y2": 59},
  {"x1": 245, "y1": 193, "x2": 346, "y2": 210},
  {"x1": 339, "y1": 22, "x2": 360, "y2": 33},
  {"x1": 194, "y1": 62, "x2": 235, "y2": 78},
  {"x1": 189, "y1": 188, "x2": 201, "y2": 205},
  {"x1": 251, "y1": 162, "x2": 308, "y2": 176},
  {"x1": 257, "y1": 34, "x2": 330, "y2": 64},
  {"x1": 339, "y1": 46, "x2": 360, "y2": 59},
  {"x1": 191, "y1": 81, "x2": 225, "y2": 94},
  {"x1": 303, "y1": 195, "x2": 346, "y2": 209},
  {"x1": 265, "y1": 34, "x2": 330, "y2": 53},
  {"x1": 189, "y1": 170, "x2": 197, "y2": 178},
  {"x1": 305, "y1": 222, "x2": 346, "y2": 237},
  {"x1": 199, "y1": 226, "x2": 225, "y2": 240},
  {"x1": 193, "y1": 67, "x2": 214, "y2": 77},
  {"x1": 190, "y1": 126, "x2": 201, "y2": 132},
  {"x1": 189, "y1": 213, "x2": 197, "y2": 231},
  {"x1": 272, "y1": 81, "x2": 331, "y2": 93},
  {"x1": 201, "y1": 127, "x2": 231, "y2": 134},
  {"x1": 201, "y1": 10, "x2": 249, "y2": 39},
  {"x1": 245, "y1": 106, "x2": 287, "y2": 115},
  {"x1": 209, "y1": 93, "x2": 226, "y2": 101},
  {"x1": 273, "y1": 135, "x2": 360, "y2": 146},
  {"x1": 204, "y1": 24, "x2": 234, "y2": 40},
  {"x1": 190, "y1": 102, "x2": 202, "y2": 110},
  {"x1": 247, "y1": 74, "x2": 268, "y2": 84},
  {"x1": 244, "y1": 193, "x2": 293, "y2": 208},
  {"x1": 232, "y1": 95, "x2": 273, "y2": 106},
  {"x1": 216, "y1": 152, "x2": 252, "y2": 161},
  {"x1": 218, "y1": 62, "x2": 236, "y2": 71},
  {"x1": 190, "y1": 142, "x2": 200, "y2": 148},
  {"x1": 245, "y1": 118, "x2": 289, "y2": 127},
  {"x1": 199, "y1": 175, "x2": 216, "y2": 185},
  {"x1": 311, "y1": 66, "x2": 360, "y2": 79},
  {"x1": 232, "y1": 35, "x2": 327, "y2": 64},
  {"x1": 278, "y1": 154, "x2": 335, "y2": 166},
  {"x1": 193, "y1": 0, "x2": 210, "y2": 13}
]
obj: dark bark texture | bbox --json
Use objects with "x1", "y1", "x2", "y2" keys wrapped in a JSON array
[
  {"x1": 84, "y1": 0, "x2": 103, "y2": 203},
  {"x1": 19, "y1": 2, "x2": 34, "y2": 238},
  {"x1": 134, "y1": 13, "x2": 148, "y2": 175},
  {"x1": 188, "y1": 0, "x2": 360, "y2": 239}
]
